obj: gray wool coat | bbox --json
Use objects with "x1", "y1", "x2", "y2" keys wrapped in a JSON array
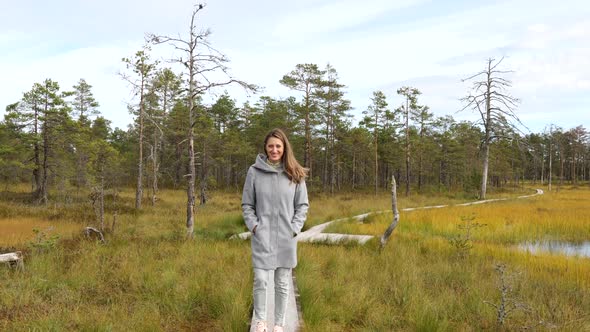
[{"x1": 242, "y1": 154, "x2": 309, "y2": 269}]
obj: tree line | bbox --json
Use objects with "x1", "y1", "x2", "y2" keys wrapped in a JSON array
[
  {"x1": 2, "y1": 70, "x2": 588, "y2": 196},
  {"x1": 1, "y1": 6, "x2": 588, "y2": 234}
]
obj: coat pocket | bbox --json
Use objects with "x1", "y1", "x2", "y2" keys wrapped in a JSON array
[{"x1": 252, "y1": 221, "x2": 270, "y2": 253}]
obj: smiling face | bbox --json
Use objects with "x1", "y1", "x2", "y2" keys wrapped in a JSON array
[{"x1": 265, "y1": 136, "x2": 284, "y2": 162}]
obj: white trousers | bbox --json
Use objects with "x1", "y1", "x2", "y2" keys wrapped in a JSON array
[{"x1": 253, "y1": 267, "x2": 291, "y2": 327}]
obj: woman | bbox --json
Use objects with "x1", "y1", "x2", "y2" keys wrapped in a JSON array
[{"x1": 242, "y1": 128, "x2": 309, "y2": 332}]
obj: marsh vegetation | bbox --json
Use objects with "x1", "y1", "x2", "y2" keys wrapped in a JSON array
[{"x1": 1, "y1": 185, "x2": 588, "y2": 331}]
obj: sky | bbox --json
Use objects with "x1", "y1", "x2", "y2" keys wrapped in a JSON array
[{"x1": 1, "y1": 0, "x2": 589, "y2": 133}]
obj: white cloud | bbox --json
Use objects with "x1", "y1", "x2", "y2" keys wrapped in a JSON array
[
  {"x1": 527, "y1": 24, "x2": 548, "y2": 34},
  {"x1": 272, "y1": 0, "x2": 426, "y2": 39}
]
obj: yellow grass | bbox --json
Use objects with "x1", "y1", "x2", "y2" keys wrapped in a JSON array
[
  {"x1": 326, "y1": 186, "x2": 590, "y2": 243},
  {"x1": 298, "y1": 233, "x2": 590, "y2": 330},
  {"x1": 0, "y1": 217, "x2": 81, "y2": 247},
  {"x1": 293, "y1": 185, "x2": 590, "y2": 329}
]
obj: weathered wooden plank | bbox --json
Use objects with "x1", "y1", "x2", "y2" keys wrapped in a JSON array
[
  {"x1": 1, "y1": 251, "x2": 24, "y2": 270},
  {"x1": 0, "y1": 251, "x2": 22, "y2": 263}
]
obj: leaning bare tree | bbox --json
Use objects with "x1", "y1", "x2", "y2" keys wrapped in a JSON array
[
  {"x1": 148, "y1": 4, "x2": 256, "y2": 238},
  {"x1": 460, "y1": 57, "x2": 523, "y2": 199},
  {"x1": 380, "y1": 175, "x2": 400, "y2": 248}
]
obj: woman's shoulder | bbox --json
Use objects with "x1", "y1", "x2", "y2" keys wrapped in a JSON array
[
  {"x1": 247, "y1": 165, "x2": 257, "y2": 174},
  {"x1": 247, "y1": 164, "x2": 265, "y2": 175}
]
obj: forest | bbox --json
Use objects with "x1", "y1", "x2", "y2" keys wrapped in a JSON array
[
  {"x1": 2, "y1": 6, "x2": 589, "y2": 217},
  {"x1": 1, "y1": 59, "x2": 588, "y2": 206}
]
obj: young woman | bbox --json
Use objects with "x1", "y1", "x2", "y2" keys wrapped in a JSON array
[{"x1": 242, "y1": 128, "x2": 309, "y2": 332}]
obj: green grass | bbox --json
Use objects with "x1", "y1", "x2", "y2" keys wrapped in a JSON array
[
  {"x1": 0, "y1": 238, "x2": 253, "y2": 331},
  {"x1": 0, "y1": 189, "x2": 254, "y2": 331},
  {"x1": 1, "y1": 184, "x2": 588, "y2": 331}
]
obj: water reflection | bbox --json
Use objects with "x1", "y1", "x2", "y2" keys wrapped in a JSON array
[{"x1": 518, "y1": 241, "x2": 590, "y2": 258}]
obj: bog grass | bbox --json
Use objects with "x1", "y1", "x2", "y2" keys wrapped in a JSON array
[
  {"x1": 0, "y1": 217, "x2": 80, "y2": 248},
  {"x1": 0, "y1": 189, "x2": 254, "y2": 331},
  {"x1": 297, "y1": 234, "x2": 590, "y2": 331},
  {"x1": 307, "y1": 185, "x2": 590, "y2": 330},
  {"x1": 0, "y1": 184, "x2": 588, "y2": 331},
  {"x1": 324, "y1": 186, "x2": 590, "y2": 244}
]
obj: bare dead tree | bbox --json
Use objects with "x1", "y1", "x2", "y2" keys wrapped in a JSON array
[
  {"x1": 460, "y1": 57, "x2": 523, "y2": 199},
  {"x1": 484, "y1": 263, "x2": 530, "y2": 327},
  {"x1": 380, "y1": 175, "x2": 399, "y2": 248},
  {"x1": 148, "y1": 3, "x2": 257, "y2": 239},
  {"x1": 84, "y1": 227, "x2": 105, "y2": 244}
]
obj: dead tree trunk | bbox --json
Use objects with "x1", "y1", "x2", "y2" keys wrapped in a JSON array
[
  {"x1": 84, "y1": 227, "x2": 105, "y2": 244},
  {"x1": 186, "y1": 103, "x2": 196, "y2": 238},
  {"x1": 461, "y1": 57, "x2": 521, "y2": 200},
  {"x1": 148, "y1": 3, "x2": 256, "y2": 239},
  {"x1": 380, "y1": 175, "x2": 400, "y2": 248}
]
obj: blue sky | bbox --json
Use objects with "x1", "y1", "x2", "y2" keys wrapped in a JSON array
[{"x1": 1, "y1": 0, "x2": 588, "y2": 133}]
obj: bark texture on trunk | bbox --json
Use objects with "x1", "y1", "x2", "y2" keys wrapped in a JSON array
[{"x1": 380, "y1": 175, "x2": 400, "y2": 248}]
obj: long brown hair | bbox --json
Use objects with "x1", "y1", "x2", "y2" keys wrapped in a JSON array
[{"x1": 264, "y1": 128, "x2": 308, "y2": 183}]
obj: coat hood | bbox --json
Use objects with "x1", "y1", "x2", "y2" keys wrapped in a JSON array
[{"x1": 252, "y1": 153, "x2": 284, "y2": 173}]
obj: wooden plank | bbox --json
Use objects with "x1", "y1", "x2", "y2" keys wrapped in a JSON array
[{"x1": 249, "y1": 269, "x2": 300, "y2": 332}]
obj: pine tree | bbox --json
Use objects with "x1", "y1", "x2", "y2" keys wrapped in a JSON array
[
  {"x1": 280, "y1": 63, "x2": 325, "y2": 184},
  {"x1": 122, "y1": 46, "x2": 158, "y2": 210},
  {"x1": 397, "y1": 86, "x2": 421, "y2": 196},
  {"x1": 362, "y1": 90, "x2": 388, "y2": 195}
]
